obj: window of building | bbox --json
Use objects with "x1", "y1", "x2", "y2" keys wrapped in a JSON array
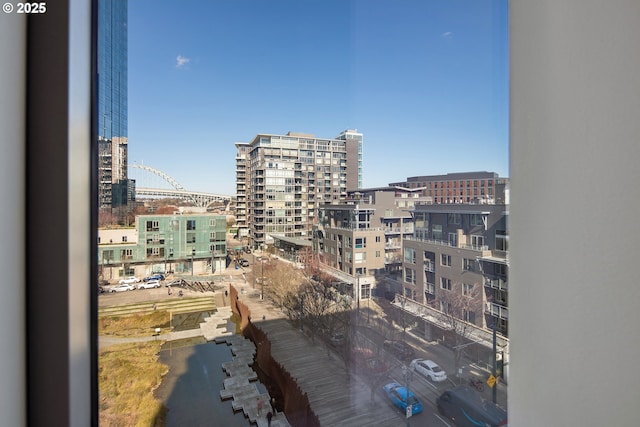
[
  {"x1": 447, "y1": 213, "x2": 461, "y2": 225},
  {"x1": 187, "y1": 233, "x2": 196, "y2": 244},
  {"x1": 496, "y1": 263, "x2": 507, "y2": 277},
  {"x1": 470, "y1": 214, "x2": 484, "y2": 226},
  {"x1": 440, "y1": 300, "x2": 452, "y2": 313},
  {"x1": 120, "y1": 249, "x2": 132, "y2": 260},
  {"x1": 404, "y1": 248, "x2": 415, "y2": 264},
  {"x1": 209, "y1": 219, "x2": 217, "y2": 227},
  {"x1": 471, "y1": 235, "x2": 485, "y2": 248},
  {"x1": 463, "y1": 258, "x2": 476, "y2": 271},
  {"x1": 354, "y1": 252, "x2": 366, "y2": 263},
  {"x1": 463, "y1": 309, "x2": 476, "y2": 323},
  {"x1": 355, "y1": 237, "x2": 366, "y2": 248},
  {"x1": 102, "y1": 249, "x2": 114, "y2": 262},
  {"x1": 375, "y1": 250, "x2": 380, "y2": 258},
  {"x1": 146, "y1": 220, "x2": 159, "y2": 231},
  {"x1": 463, "y1": 283, "x2": 474, "y2": 296},
  {"x1": 496, "y1": 229, "x2": 508, "y2": 251},
  {"x1": 432, "y1": 224, "x2": 442, "y2": 240},
  {"x1": 187, "y1": 220, "x2": 196, "y2": 230},
  {"x1": 448, "y1": 232, "x2": 457, "y2": 246},
  {"x1": 146, "y1": 247, "x2": 160, "y2": 257},
  {"x1": 121, "y1": 235, "x2": 127, "y2": 242},
  {"x1": 404, "y1": 267, "x2": 415, "y2": 284},
  {"x1": 441, "y1": 254, "x2": 452, "y2": 266},
  {"x1": 440, "y1": 277, "x2": 451, "y2": 290},
  {"x1": 375, "y1": 235, "x2": 381, "y2": 243}
]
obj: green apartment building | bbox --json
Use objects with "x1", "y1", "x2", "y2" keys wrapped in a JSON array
[{"x1": 98, "y1": 213, "x2": 227, "y2": 281}]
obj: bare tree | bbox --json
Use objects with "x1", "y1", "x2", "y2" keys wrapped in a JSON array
[
  {"x1": 297, "y1": 279, "x2": 335, "y2": 342},
  {"x1": 432, "y1": 281, "x2": 483, "y2": 381},
  {"x1": 261, "y1": 260, "x2": 303, "y2": 310}
]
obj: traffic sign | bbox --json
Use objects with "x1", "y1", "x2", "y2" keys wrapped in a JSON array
[{"x1": 487, "y1": 374, "x2": 497, "y2": 388}]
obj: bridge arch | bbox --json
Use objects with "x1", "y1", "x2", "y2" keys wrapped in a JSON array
[{"x1": 130, "y1": 164, "x2": 233, "y2": 208}]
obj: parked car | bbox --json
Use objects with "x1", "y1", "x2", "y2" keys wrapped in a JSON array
[
  {"x1": 382, "y1": 382, "x2": 423, "y2": 416},
  {"x1": 143, "y1": 273, "x2": 165, "y2": 282},
  {"x1": 436, "y1": 385, "x2": 508, "y2": 427},
  {"x1": 98, "y1": 285, "x2": 106, "y2": 294},
  {"x1": 238, "y1": 258, "x2": 250, "y2": 267},
  {"x1": 118, "y1": 276, "x2": 140, "y2": 285},
  {"x1": 138, "y1": 280, "x2": 161, "y2": 289},
  {"x1": 410, "y1": 358, "x2": 447, "y2": 382},
  {"x1": 110, "y1": 283, "x2": 135, "y2": 292},
  {"x1": 383, "y1": 340, "x2": 415, "y2": 360}
]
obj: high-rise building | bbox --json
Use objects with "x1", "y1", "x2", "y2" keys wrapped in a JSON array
[
  {"x1": 97, "y1": 0, "x2": 131, "y2": 209},
  {"x1": 335, "y1": 129, "x2": 363, "y2": 192},
  {"x1": 236, "y1": 131, "x2": 361, "y2": 248}
]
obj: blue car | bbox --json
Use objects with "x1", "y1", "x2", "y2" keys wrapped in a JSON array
[
  {"x1": 143, "y1": 273, "x2": 165, "y2": 282},
  {"x1": 382, "y1": 382, "x2": 423, "y2": 416}
]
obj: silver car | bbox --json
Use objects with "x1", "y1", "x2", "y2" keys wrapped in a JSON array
[
  {"x1": 118, "y1": 276, "x2": 140, "y2": 285},
  {"x1": 110, "y1": 283, "x2": 135, "y2": 292}
]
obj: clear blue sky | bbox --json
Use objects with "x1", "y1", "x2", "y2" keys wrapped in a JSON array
[{"x1": 128, "y1": 0, "x2": 508, "y2": 195}]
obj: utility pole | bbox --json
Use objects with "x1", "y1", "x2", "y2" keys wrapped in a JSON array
[
  {"x1": 261, "y1": 256, "x2": 264, "y2": 300},
  {"x1": 492, "y1": 321, "x2": 497, "y2": 404},
  {"x1": 356, "y1": 274, "x2": 360, "y2": 324},
  {"x1": 402, "y1": 365, "x2": 413, "y2": 426},
  {"x1": 191, "y1": 248, "x2": 195, "y2": 279}
]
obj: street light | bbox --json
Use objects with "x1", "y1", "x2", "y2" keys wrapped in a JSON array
[
  {"x1": 191, "y1": 248, "x2": 195, "y2": 278},
  {"x1": 402, "y1": 364, "x2": 413, "y2": 426},
  {"x1": 211, "y1": 247, "x2": 216, "y2": 275},
  {"x1": 260, "y1": 256, "x2": 265, "y2": 300},
  {"x1": 366, "y1": 280, "x2": 371, "y2": 324},
  {"x1": 355, "y1": 274, "x2": 361, "y2": 323}
]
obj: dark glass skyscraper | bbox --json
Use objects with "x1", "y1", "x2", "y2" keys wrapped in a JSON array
[{"x1": 97, "y1": 0, "x2": 130, "y2": 209}]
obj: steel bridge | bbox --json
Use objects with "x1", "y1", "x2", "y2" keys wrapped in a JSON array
[{"x1": 130, "y1": 164, "x2": 234, "y2": 208}]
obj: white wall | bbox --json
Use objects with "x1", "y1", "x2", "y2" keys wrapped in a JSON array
[{"x1": 510, "y1": 1, "x2": 640, "y2": 425}]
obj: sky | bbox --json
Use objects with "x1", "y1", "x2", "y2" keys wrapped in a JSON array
[{"x1": 128, "y1": 0, "x2": 509, "y2": 195}]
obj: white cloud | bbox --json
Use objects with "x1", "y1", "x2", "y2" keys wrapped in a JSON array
[
  {"x1": 441, "y1": 31, "x2": 453, "y2": 39},
  {"x1": 176, "y1": 55, "x2": 191, "y2": 68}
]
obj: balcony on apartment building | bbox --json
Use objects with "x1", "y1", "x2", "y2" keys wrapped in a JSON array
[
  {"x1": 424, "y1": 261, "x2": 435, "y2": 273},
  {"x1": 384, "y1": 240, "x2": 402, "y2": 249},
  {"x1": 484, "y1": 276, "x2": 508, "y2": 291},
  {"x1": 405, "y1": 235, "x2": 490, "y2": 252},
  {"x1": 425, "y1": 282, "x2": 436, "y2": 295},
  {"x1": 485, "y1": 301, "x2": 509, "y2": 320},
  {"x1": 383, "y1": 226, "x2": 414, "y2": 235},
  {"x1": 145, "y1": 238, "x2": 166, "y2": 245}
]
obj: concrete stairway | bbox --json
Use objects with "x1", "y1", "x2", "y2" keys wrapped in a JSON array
[{"x1": 98, "y1": 295, "x2": 216, "y2": 318}]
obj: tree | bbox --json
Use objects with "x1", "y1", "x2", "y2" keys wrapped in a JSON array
[
  {"x1": 391, "y1": 294, "x2": 417, "y2": 341},
  {"x1": 432, "y1": 281, "x2": 483, "y2": 382},
  {"x1": 262, "y1": 260, "x2": 304, "y2": 311},
  {"x1": 297, "y1": 279, "x2": 335, "y2": 342}
]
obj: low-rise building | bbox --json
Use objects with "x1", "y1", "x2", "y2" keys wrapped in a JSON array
[
  {"x1": 401, "y1": 203, "x2": 509, "y2": 336},
  {"x1": 97, "y1": 213, "x2": 227, "y2": 281}
]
